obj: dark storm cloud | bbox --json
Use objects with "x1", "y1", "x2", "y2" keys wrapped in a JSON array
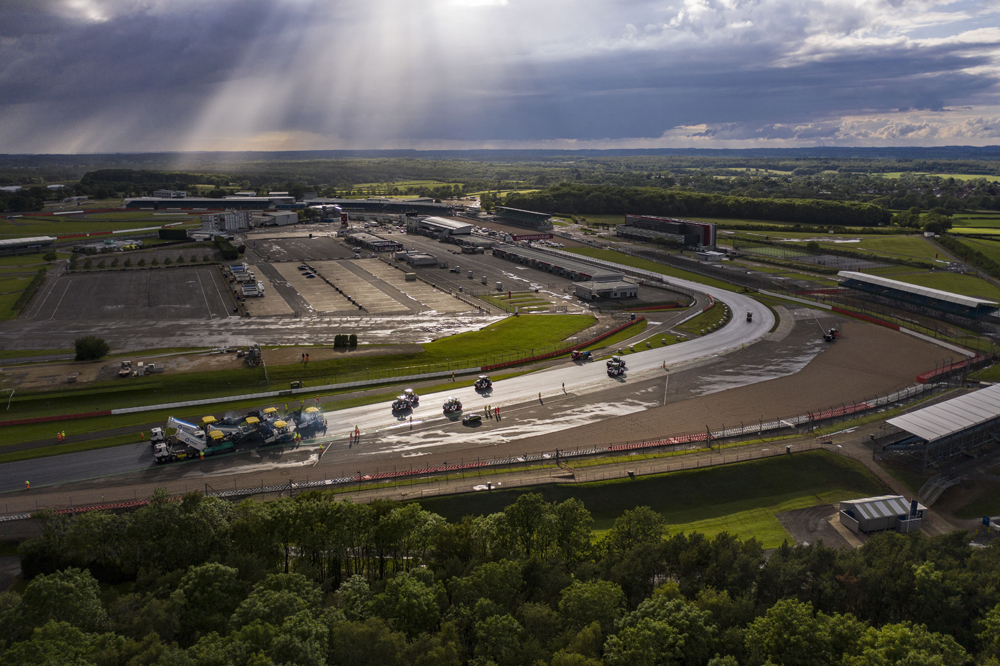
[{"x1": 0, "y1": 0, "x2": 998, "y2": 150}]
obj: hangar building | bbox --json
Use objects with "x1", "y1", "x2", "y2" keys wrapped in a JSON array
[
  {"x1": 839, "y1": 495, "x2": 925, "y2": 534},
  {"x1": 407, "y1": 216, "x2": 472, "y2": 238}
]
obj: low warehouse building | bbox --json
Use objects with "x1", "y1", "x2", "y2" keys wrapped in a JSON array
[
  {"x1": 574, "y1": 277, "x2": 638, "y2": 300},
  {"x1": 407, "y1": 216, "x2": 472, "y2": 238},
  {"x1": 405, "y1": 253, "x2": 438, "y2": 266},
  {"x1": 345, "y1": 232, "x2": 403, "y2": 252},
  {"x1": 839, "y1": 495, "x2": 925, "y2": 534}
]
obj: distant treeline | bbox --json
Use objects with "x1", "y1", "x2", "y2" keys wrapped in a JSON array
[{"x1": 505, "y1": 184, "x2": 892, "y2": 227}]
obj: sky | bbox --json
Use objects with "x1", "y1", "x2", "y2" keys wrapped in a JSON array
[{"x1": 1, "y1": 0, "x2": 999, "y2": 153}]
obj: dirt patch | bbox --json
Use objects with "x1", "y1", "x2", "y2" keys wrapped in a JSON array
[
  {"x1": 262, "y1": 344, "x2": 423, "y2": 365},
  {"x1": 775, "y1": 504, "x2": 853, "y2": 549}
]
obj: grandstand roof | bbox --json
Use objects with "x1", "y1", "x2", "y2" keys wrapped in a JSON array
[
  {"x1": 887, "y1": 383, "x2": 1000, "y2": 442},
  {"x1": 0, "y1": 236, "x2": 56, "y2": 249},
  {"x1": 838, "y1": 271, "x2": 998, "y2": 309},
  {"x1": 419, "y1": 216, "x2": 472, "y2": 232}
]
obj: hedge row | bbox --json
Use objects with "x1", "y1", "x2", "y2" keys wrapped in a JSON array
[
  {"x1": 11, "y1": 267, "x2": 47, "y2": 315},
  {"x1": 937, "y1": 236, "x2": 1000, "y2": 281},
  {"x1": 214, "y1": 236, "x2": 239, "y2": 261}
]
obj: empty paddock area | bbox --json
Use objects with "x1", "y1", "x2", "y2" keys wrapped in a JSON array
[
  {"x1": 310, "y1": 260, "x2": 416, "y2": 313},
  {"x1": 351, "y1": 259, "x2": 473, "y2": 313},
  {"x1": 271, "y1": 262, "x2": 358, "y2": 314},
  {"x1": 25, "y1": 267, "x2": 233, "y2": 321}
]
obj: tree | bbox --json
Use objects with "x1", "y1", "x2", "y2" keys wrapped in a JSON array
[
  {"x1": 474, "y1": 614, "x2": 524, "y2": 666},
  {"x1": 19, "y1": 568, "x2": 108, "y2": 633},
  {"x1": 74, "y1": 336, "x2": 110, "y2": 361},
  {"x1": 611, "y1": 595, "x2": 718, "y2": 666},
  {"x1": 922, "y1": 212, "x2": 953, "y2": 235},
  {"x1": 42, "y1": 252, "x2": 57, "y2": 262},
  {"x1": 349, "y1": 333, "x2": 358, "y2": 348},
  {"x1": 327, "y1": 618, "x2": 406, "y2": 666},
  {"x1": 844, "y1": 621, "x2": 969, "y2": 666},
  {"x1": 371, "y1": 571, "x2": 441, "y2": 638},
  {"x1": 559, "y1": 580, "x2": 626, "y2": 635},
  {"x1": 169, "y1": 562, "x2": 246, "y2": 642},
  {"x1": 745, "y1": 598, "x2": 839, "y2": 666}
]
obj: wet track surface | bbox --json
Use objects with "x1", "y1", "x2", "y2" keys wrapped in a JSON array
[{"x1": 0, "y1": 282, "x2": 774, "y2": 492}]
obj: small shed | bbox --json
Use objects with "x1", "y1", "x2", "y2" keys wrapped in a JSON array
[
  {"x1": 839, "y1": 495, "x2": 926, "y2": 534},
  {"x1": 695, "y1": 250, "x2": 726, "y2": 262}
]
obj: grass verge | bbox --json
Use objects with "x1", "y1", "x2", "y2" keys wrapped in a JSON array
[
  {"x1": 676, "y1": 301, "x2": 730, "y2": 337},
  {"x1": 5, "y1": 315, "x2": 595, "y2": 419},
  {"x1": 415, "y1": 449, "x2": 886, "y2": 548}
]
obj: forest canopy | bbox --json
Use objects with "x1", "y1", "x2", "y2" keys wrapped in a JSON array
[{"x1": 2, "y1": 489, "x2": 998, "y2": 666}]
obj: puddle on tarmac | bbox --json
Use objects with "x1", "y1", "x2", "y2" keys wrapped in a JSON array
[
  {"x1": 690, "y1": 339, "x2": 826, "y2": 395},
  {"x1": 365, "y1": 398, "x2": 658, "y2": 455}
]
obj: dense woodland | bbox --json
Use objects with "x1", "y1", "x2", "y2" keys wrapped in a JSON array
[{"x1": 3, "y1": 490, "x2": 999, "y2": 666}]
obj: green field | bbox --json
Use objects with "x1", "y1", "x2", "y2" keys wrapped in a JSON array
[
  {"x1": 4, "y1": 315, "x2": 597, "y2": 419},
  {"x1": 582, "y1": 319, "x2": 648, "y2": 352},
  {"x1": 416, "y1": 450, "x2": 886, "y2": 548},
  {"x1": 808, "y1": 235, "x2": 942, "y2": 262},
  {"x1": 0, "y1": 252, "x2": 69, "y2": 267},
  {"x1": 566, "y1": 247, "x2": 734, "y2": 291},
  {"x1": 878, "y1": 172, "x2": 1000, "y2": 182},
  {"x1": 0, "y1": 218, "x2": 198, "y2": 238},
  {"x1": 676, "y1": 301, "x2": 729, "y2": 336},
  {"x1": 951, "y1": 228, "x2": 1000, "y2": 236},
  {"x1": 953, "y1": 237, "x2": 1000, "y2": 265},
  {"x1": 951, "y1": 213, "x2": 1000, "y2": 229},
  {"x1": 954, "y1": 492, "x2": 1000, "y2": 520},
  {"x1": 576, "y1": 214, "x2": 626, "y2": 226},
  {"x1": 887, "y1": 271, "x2": 1000, "y2": 300}
]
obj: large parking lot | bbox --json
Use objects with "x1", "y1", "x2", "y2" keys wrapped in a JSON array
[
  {"x1": 389, "y1": 234, "x2": 683, "y2": 311},
  {"x1": 247, "y1": 230, "x2": 355, "y2": 263},
  {"x1": 26, "y1": 266, "x2": 234, "y2": 321}
]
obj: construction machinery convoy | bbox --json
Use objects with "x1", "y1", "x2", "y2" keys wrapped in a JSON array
[{"x1": 150, "y1": 407, "x2": 301, "y2": 464}]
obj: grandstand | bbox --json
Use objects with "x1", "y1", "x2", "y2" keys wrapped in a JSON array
[
  {"x1": 879, "y1": 384, "x2": 1000, "y2": 471},
  {"x1": 838, "y1": 271, "x2": 999, "y2": 320},
  {"x1": 0, "y1": 236, "x2": 56, "y2": 255}
]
